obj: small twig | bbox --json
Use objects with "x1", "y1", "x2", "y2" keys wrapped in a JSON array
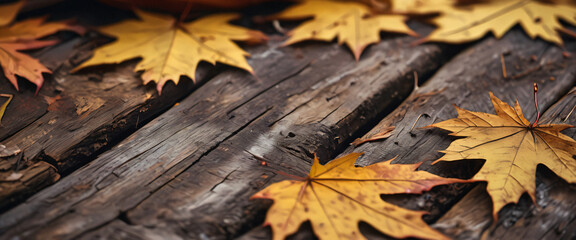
[
  {"x1": 409, "y1": 113, "x2": 429, "y2": 134},
  {"x1": 531, "y1": 83, "x2": 540, "y2": 127},
  {"x1": 563, "y1": 103, "x2": 576, "y2": 123},
  {"x1": 272, "y1": 20, "x2": 287, "y2": 34},
  {"x1": 413, "y1": 71, "x2": 419, "y2": 91},
  {"x1": 350, "y1": 126, "x2": 395, "y2": 147},
  {"x1": 178, "y1": 1, "x2": 194, "y2": 23},
  {"x1": 509, "y1": 65, "x2": 542, "y2": 79},
  {"x1": 500, "y1": 53, "x2": 508, "y2": 79},
  {"x1": 557, "y1": 27, "x2": 576, "y2": 39}
]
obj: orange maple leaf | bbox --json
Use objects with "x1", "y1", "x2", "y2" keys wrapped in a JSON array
[
  {"x1": 252, "y1": 153, "x2": 469, "y2": 240},
  {"x1": 428, "y1": 92, "x2": 576, "y2": 218},
  {"x1": 0, "y1": 1, "x2": 84, "y2": 93}
]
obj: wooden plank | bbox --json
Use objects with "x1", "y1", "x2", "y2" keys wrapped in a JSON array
[
  {"x1": 351, "y1": 32, "x2": 576, "y2": 240},
  {"x1": 0, "y1": 22, "x2": 215, "y2": 212},
  {"x1": 238, "y1": 29, "x2": 576, "y2": 239},
  {"x1": 0, "y1": 27, "x2": 450, "y2": 239},
  {"x1": 433, "y1": 88, "x2": 576, "y2": 240},
  {"x1": 78, "y1": 220, "x2": 183, "y2": 240}
]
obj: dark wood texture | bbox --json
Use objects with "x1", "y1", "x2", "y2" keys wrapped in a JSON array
[
  {"x1": 237, "y1": 28, "x2": 576, "y2": 240},
  {"x1": 0, "y1": 0, "x2": 222, "y2": 211},
  {"x1": 0, "y1": 27, "x2": 450, "y2": 239}
]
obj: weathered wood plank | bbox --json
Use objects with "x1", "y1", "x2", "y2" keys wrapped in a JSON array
[
  {"x1": 350, "y1": 32, "x2": 576, "y2": 239},
  {"x1": 238, "y1": 28, "x2": 576, "y2": 239},
  {"x1": 433, "y1": 88, "x2": 576, "y2": 240},
  {"x1": 0, "y1": 2, "x2": 221, "y2": 211},
  {"x1": 0, "y1": 25, "x2": 450, "y2": 239},
  {"x1": 0, "y1": 37, "x2": 214, "y2": 212},
  {"x1": 79, "y1": 220, "x2": 183, "y2": 240}
]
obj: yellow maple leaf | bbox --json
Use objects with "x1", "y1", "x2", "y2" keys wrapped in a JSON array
[
  {"x1": 251, "y1": 153, "x2": 469, "y2": 240},
  {"x1": 428, "y1": 92, "x2": 576, "y2": 218},
  {"x1": 389, "y1": 0, "x2": 452, "y2": 14},
  {"x1": 0, "y1": 1, "x2": 84, "y2": 93},
  {"x1": 397, "y1": 0, "x2": 576, "y2": 45},
  {"x1": 0, "y1": 94, "x2": 12, "y2": 124},
  {"x1": 73, "y1": 10, "x2": 267, "y2": 93},
  {"x1": 274, "y1": 0, "x2": 416, "y2": 60},
  {"x1": 0, "y1": 1, "x2": 23, "y2": 27}
]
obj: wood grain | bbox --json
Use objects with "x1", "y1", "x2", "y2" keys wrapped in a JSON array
[{"x1": 0, "y1": 27, "x2": 449, "y2": 239}]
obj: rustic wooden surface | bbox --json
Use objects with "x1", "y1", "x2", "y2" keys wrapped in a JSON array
[
  {"x1": 0, "y1": 1, "x2": 575, "y2": 240},
  {"x1": 0, "y1": 2, "x2": 220, "y2": 212}
]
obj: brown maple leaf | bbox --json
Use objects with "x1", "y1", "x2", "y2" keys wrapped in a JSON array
[
  {"x1": 252, "y1": 153, "x2": 470, "y2": 240},
  {"x1": 274, "y1": 0, "x2": 416, "y2": 60},
  {"x1": 428, "y1": 92, "x2": 576, "y2": 218},
  {"x1": 73, "y1": 10, "x2": 267, "y2": 94},
  {"x1": 0, "y1": 1, "x2": 84, "y2": 93}
]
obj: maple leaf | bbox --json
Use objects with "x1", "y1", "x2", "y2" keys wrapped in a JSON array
[
  {"x1": 0, "y1": 1, "x2": 23, "y2": 27},
  {"x1": 251, "y1": 153, "x2": 469, "y2": 240},
  {"x1": 0, "y1": 1, "x2": 84, "y2": 92},
  {"x1": 398, "y1": 0, "x2": 576, "y2": 45},
  {"x1": 274, "y1": 0, "x2": 417, "y2": 60},
  {"x1": 428, "y1": 92, "x2": 576, "y2": 218},
  {"x1": 73, "y1": 10, "x2": 267, "y2": 94},
  {"x1": 0, "y1": 94, "x2": 12, "y2": 125},
  {"x1": 0, "y1": 40, "x2": 57, "y2": 92},
  {"x1": 389, "y1": 0, "x2": 452, "y2": 14}
]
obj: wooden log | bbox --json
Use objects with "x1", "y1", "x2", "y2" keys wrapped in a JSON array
[
  {"x1": 238, "y1": 28, "x2": 576, "y2": 239},
  {"x1": 433, "y1": 88, "x2": 576, "y2": 240},
  {"x1": 0, "y1": 26, "x2": 450, "y2": 239}
]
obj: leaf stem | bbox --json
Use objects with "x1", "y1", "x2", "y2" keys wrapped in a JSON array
[
  {"x1": 179, "y1": 0, "x2": 194, "y2": 23},
  {"x1": 532, "y1": 83, "x2": 539, "y2": 127}
]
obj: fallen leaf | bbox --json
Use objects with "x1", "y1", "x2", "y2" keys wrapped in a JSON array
[
  {"x1": 0, "y1": 40, "x2": 56, "y2": 92},
  {"x1": 274, "y1": 0, "x2": 416, "y2": 60},
  {"x1": 0, "y1": 1, "x2": 23, "y2": 27},
  {"x1": 351, "y1": 126, "x2": 395, "y2": 146},
  {"x1": 390, "y1": 0, "x2": 451, "y2": 14},
  {"x1": 0, "y1": 1, "x2": 84, "y2": 92},
  {"x1": 401, "y1": 0, "x2": 576, "y2": 45},
  {"x1": 0, "y1": 17, "x2": 84, "y2": 43},
  {"x1": 252, "y1": 152, "x2": 468, "y2": 240},
  {"x1": 428, "y1": 92, "x2": 576, "y2": 218},
  {"x1": 73, "y1": 10, "x2": 267, "y2": 94},
  {"x1": 0, "y1": 93, "x2": 13, "y2": 124}
]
